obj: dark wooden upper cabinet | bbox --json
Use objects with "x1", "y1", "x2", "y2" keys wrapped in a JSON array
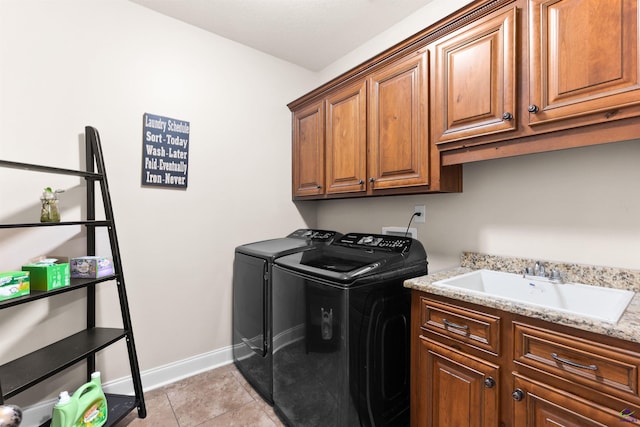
[
  {"x1": 368, "y1": 50, "x2": 430, "y2": 190},
  {"x1": 431, "y1": 6, "x2": 517, "y2": 144},
  {"x1": 325, "y1": 79, "x2": 367, "y2": 195},
  {"x1": 292, "y1": 101, "x2": 324, "y2": 197},
  {"x1": 528, "y1": 0, "x2": 640, "y2": 125}
]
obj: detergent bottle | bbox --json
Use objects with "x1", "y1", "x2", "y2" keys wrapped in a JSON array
[
  {"x1": 74, "y1": 371, "x2": 108, "y2": 427},
  {"x1": 50, "y1": 391, "x2": 76, "y2": 427},
  {"x1": 50, "y1": 372, "x2": 108, "y2": 427}
]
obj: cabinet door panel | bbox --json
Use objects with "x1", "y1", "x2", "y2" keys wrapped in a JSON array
[
  {"x1": 432, "y1": 7, "x2": 517, "y2": 144},
  {"x1": 369, "y1": 51, "x2": 429, "y2": 190},
  {"x1": 513, "y1": 375, "x2": 629, "y2": 427},
  {"x1": 292, "y1": 101, "x2": 324, "y2": 196},
  {"x1": 325, "y1": 80, "x2": 367, "y2": 194},
  {"x1": 529, "y1": 0, "x2": 640, "y2": 124},
  {"x1": 418, "y1": 337, "x2": 500, "y2": 427}
]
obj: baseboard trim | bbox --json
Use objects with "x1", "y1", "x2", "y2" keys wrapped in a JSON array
[{"x1": 22, "y1": 345, "x2": 234, "y2": 427}]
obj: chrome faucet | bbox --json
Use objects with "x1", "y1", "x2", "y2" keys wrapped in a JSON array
[{"x1": 523, "y1": 261, "x2": 564, "y2": 283}]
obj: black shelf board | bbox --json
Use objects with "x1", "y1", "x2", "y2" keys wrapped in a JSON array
[
  {"x1": 0, "y1": 219, "x2": 111, "y2": 229},
  {"x1": 39, "y1": 393, "x2": 142, "y2": 427},
  {"x1": 0, "y1": 328, "x2": 128, "y2": 400},
  {"x1": 0, "y1": 275, "x2": 118, "y2": 310},
  {"x1": 0, "y1": 159, "x2": 103, "y2": 180}
]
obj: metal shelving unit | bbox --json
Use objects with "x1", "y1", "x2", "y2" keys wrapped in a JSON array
[{"x1": 0, "y1": 126, "x2": 146, "y2": 426}]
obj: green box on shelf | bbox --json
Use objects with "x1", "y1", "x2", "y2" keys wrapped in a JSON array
[
  {"x1": 22, "y1": 259, "x2": 70, "y2": 291},
  {"x1": 70, "y1": 256, "x2": 114, "y2": 278},
  {"x1": 0, "y1": 271, "x2": 30, "y2": 301}
]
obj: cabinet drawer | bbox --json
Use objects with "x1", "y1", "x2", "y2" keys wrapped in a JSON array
[
  {"x1": 419, "y1": 297, "x2": 500, "y2": 355},
  {"x1": 513, "y1": 322, "x2": 640, "y2": 402}
]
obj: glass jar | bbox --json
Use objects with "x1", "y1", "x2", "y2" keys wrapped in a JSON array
[{"x1": 40, "y1": 188, "x2": 61, "y2": 222}]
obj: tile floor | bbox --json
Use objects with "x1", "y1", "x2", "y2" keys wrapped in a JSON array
[{"x1": 115, "y1": 364, "x2": 285, "y2": 427}]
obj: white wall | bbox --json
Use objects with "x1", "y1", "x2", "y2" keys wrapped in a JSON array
[
  {"x1": 317, "y1": 141, "x2": 640, "y2": 272},
  {"x1": 0, "y1": 0, "x2": 317, "y2": 407},
  {"x1": 317, "y1": 0, "x2": 471, "y2": 84}
]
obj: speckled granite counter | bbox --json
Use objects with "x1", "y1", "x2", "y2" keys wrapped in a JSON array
[{"x1": 405, "y1": 252, "x2": 640, "y2": 344}]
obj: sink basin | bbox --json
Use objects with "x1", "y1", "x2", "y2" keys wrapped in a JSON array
[{"x1": 432, "y1": 269, "x2": 635, "y2": 323}]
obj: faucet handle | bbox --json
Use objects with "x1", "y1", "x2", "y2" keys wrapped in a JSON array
[
  {"x1": 534, "y1": 261, "x2": 544, "y2": 276},
  {"x1": 538, "y1": 263, "x2": 546, "y2": 277},
  {"x1": 550, "y1": 269, "x2": 563, "y2": 282}
]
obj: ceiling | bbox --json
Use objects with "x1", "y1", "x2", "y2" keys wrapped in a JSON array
[{"x1": 129, "y1": 0, "x2": 435, "y2": 71}]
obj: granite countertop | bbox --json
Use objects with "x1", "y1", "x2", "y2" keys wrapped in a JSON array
[{"x1": 404, "y1": 252, "x2": 640, "y2": 344}]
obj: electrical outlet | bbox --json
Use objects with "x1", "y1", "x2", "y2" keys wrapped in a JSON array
[{"x1": 414, "y1": 205, "x2": 426, "y2": 223}]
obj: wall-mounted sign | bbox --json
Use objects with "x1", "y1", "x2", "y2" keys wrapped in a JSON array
[{"x1": 141, "y1": 113, "x2": 190, "y2": 188}]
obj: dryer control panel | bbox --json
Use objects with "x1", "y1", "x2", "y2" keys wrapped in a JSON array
[
  {"x1": 335, "y1": 233, "x2": 413, "y2": 252},
  {"x1": 287, "y1": 229, "x2": 339, "y2": 242}
]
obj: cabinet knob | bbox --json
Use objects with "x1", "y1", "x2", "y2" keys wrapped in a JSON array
[
  {"x1": 316, "y1": 184, "x2": 322, "y2": 189},
  {"x1": 502, "y1": 112, "x2": 513, "y2": 121},
  {"x1": 369, "y1": 177, "x2": 375, "y2": 183},
  {"x1": 512, "y1": 389, "x2": 525, "y2": 401},
  {"x1": 358, "y1": 180, "x2": 364, "y2": 185},
  {"x1": 528, "y1": 105, "x2": 539, "y2": 114},
  {"x1": 484, "y1": 377, "x2": 496, "y2": 388}
]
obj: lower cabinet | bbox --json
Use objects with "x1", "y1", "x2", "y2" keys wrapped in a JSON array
[
  {"x1": 411, "y1": 291, "x2": 640, "y2": 427},
  {"x1": 513, "y1": 375, "x2": 631, "y2": 427},
  {"x1": 417, "y1": 337, "x2": 499, "y2": 427}
]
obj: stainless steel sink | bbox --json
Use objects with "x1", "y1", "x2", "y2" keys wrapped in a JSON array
[{"x1": 432, "y1": 269, "x2": 634, "y2": 323}]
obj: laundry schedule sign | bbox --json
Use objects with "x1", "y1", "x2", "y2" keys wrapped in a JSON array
[{"x1": 141, "y1": 113, "x2": 190, "y2": 188}]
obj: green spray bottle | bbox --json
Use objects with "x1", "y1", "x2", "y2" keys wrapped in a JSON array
[{"x1": 51, "y1": 372, "x2": 108, "y2": 427}]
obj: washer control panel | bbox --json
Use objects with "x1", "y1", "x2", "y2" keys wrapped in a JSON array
[
  {"x1": 335, "y1": 233, "x2": 413, "y2": 252},
  {"x1": 288, "y1": 229, "x2": 340, "y2": 242}
]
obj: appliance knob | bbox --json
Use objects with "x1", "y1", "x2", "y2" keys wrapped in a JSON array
[
  {"x1": 512, "y1": 389, "x2": 525, "y2": 401},
  {"x1": 363, "y1": 236, "x2": 374, "y2": 244}
]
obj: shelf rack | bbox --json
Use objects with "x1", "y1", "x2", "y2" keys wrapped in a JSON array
[{"x1": 0, "y1": 126, "x2": 146, "y2": 426}]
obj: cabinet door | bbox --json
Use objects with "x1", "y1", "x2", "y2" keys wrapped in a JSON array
[
  {"x1": 369, "y1": 50, "x2": 429, "y2": 190},
  {"x1": 417, "y1": 337, "x2": 500, "y2": 427},
  {"x1": 432, "y1": 7, "x2": 517, "y2": 145},
  {"x1": 325, "y1": 80, "x2": 367, "y2": 194},
  {"x1": 528, "y1": 0, "x2": 640, "y2": 125},
  {"x1": 513, "y1": 375, "x2": 631, "y2": 426},
  {"x1": 292, "y1": 101, "x2": 324, "y2": 196}
]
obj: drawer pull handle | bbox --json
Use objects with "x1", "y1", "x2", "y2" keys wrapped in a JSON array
[
  {"x1": 442, "y1": 319, "x2": 469, "y2": 330},
  {"x1": 551, "y1": 353, "x2": 598, "y2": 371}
]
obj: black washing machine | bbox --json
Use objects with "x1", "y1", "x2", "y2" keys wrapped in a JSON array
[
  {"x1": 232, "y1": 229, "x2": 341, "y2": 404},
  {"x1": 272, "y1": 233, "x2": 427, "y2": 426}
]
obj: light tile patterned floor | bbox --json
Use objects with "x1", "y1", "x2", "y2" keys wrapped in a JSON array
[{"x1": 115, "y1": 364, "x2": 285, "y2": 427}]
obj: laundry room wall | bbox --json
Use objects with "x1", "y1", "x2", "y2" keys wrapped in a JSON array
[
  {"x1": 0, "y1": 0, "x2": 317, "y2": 407},
  {"x1": 316, "y1": 140, "x2": 640, "y2": 272}
]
